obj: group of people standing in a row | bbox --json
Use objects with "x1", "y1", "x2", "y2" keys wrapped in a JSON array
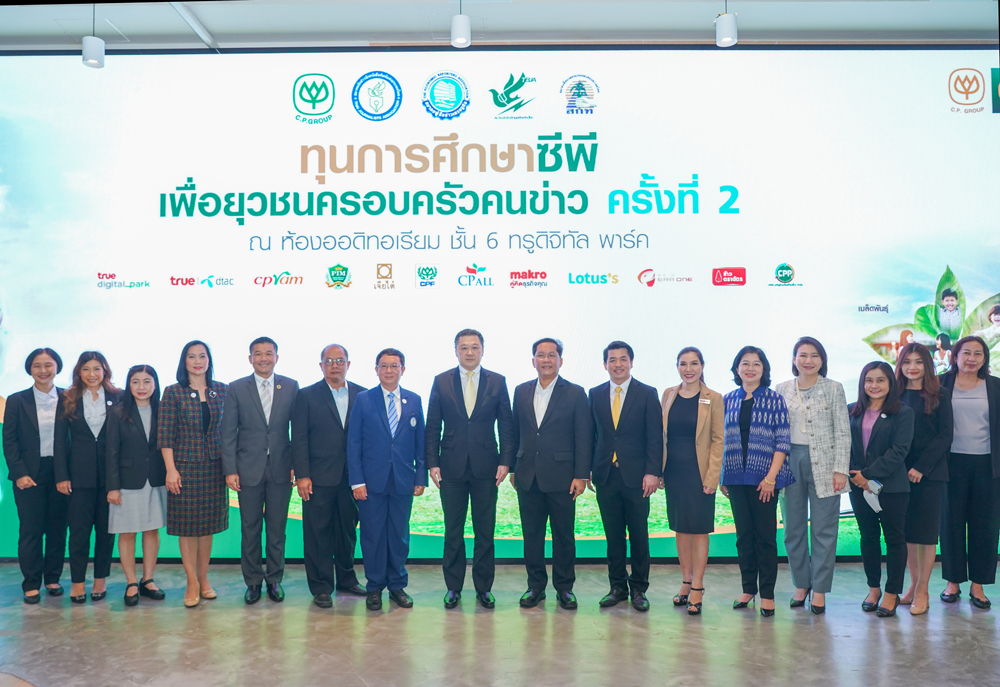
[{"x1": 3, "y1": 331, "x2": 998, "y2": 618}]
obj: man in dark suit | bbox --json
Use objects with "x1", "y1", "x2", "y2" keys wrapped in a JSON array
[
  {"x1": 347, "y1": 348, "x2": 427, "y2": 611},
  {"x1": 511, "y1": 338, "x2": 592, "y2": 609},
  {"x1": 426, "y1": 328, "x2": 516, "y2": 609},
  {"x1": 588, "y1": 341, "x2": 662, "y2": 611},
  {"x1": 221, "y1": 336, "x2": 299, "y2": 604},
  {"x1": 291, "y1": 343, "x2": 367, "y2": 607}
]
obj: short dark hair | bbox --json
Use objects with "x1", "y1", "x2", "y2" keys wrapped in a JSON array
[
  {"x1": 947, "y1": 336, "x2": 990, "y2": 380},
  {"x1": 321, "y1": 343, "x2": 349, "y2": 361},
  {"x1": 676, "y1": 346, "x2": 705, "y2": 382},
  {"x1": 603, "y1": 341, "x2": 634, "y2": 362},
  {"x1": 731, "y1": 346, "x2": 772, "y2": 388},
  {"x1": 850, "y1": 361, "x2": 902, "y2": 417},
  {"x1": 454, "y1": 329, "x2": 484, "y2": 347},
  {"x1": 941, "y1": 288, "x2": 958, "y2": 300},
  {"x1": 24, "y1": 348, "x2": 63, "y2": 375},
  {"x1": 532, "y1": 337, "x2": 563, "y2": 356},
  {"x1": 792, "y1": 337, "x2": 829, "y2": 377},
  {"x1": 176, "y1": 340, "x2": 214, "y2": 387},
  {"x1": 249, "y1": 336, "x2": 278, "y2": 354},
  {"x1": 376, "y1": 348, "x2": 405, "y2": 367},
  {"x1": 121, "y1": 364, "x2": 161, "y2": 425}
]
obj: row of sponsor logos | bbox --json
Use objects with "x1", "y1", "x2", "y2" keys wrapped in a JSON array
[
  {"x1": 96, "y1": 264, "x2": 803, "y2": 290},
  {"x1": 293, "y1": 71, "x2": 601, "y2": 123}
]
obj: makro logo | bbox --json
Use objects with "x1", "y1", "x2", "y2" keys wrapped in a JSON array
[
  {"x1": 568, "y1": 272, "x2": 618, "y2": 285},
  {"x1": 712, "y1": 268, "x2": 746, "y2": 286},
  {"x1": 416, "y1": 265, "x2": 439, "y2": 288},
  {"x1": 254, "y1": 271, "x2": 303, "y2": 287},
  {"x1": 293, "y1": 73, "x2": 334, "y2": 124},
  {"x1": 458, "y1": 263, "x2": 493, "y2": 287},
  {"x1": 170, "y1": 276, "x2": 196, "y2": 286},
  {"x1": 510, "y1": 270, "x2": 548, "y2": 288},
  {"x1": 200, "y1": 275, "x2": 234, "y2": 288},
  {"x1": 97, "y1": 272, "x2": 149, "y2": 289}
]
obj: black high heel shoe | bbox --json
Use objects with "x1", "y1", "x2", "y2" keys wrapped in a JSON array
[
  {"x1": 790, "y1": 588, "x2": 811, "y2": 608},
  {"x1": 673, "y1": 581, "x2": 692, "y2": 607},
  {"x1": 810, "y1": 603, "x2": 826, "y2": 615},
  {"x1": 124, "y1": 582, "x2": 140, "y2": 607},
  {"x1": 862, "y1": 592, "x2": 882, "y2": 613},
  {"x1": 760, "y1": 600, "x2": 776, "y2": 617},
  {"x1": 733, "y1": 595, "x2": 756, "y2": 610},
  {"x1": 687, "y1": 588, "x2": 705, "y2": 615}
]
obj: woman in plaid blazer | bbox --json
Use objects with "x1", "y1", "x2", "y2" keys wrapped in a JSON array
[{"x1": 157, "y1": 340, "x2": 228, "y2": 608}]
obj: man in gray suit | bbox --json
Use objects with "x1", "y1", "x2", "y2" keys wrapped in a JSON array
[{"x1": 222, "y1": 336, "x2": 299, "y2": 604}]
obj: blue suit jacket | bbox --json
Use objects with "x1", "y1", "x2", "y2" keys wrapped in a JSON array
[{"x1": 347, "y1": 386, "x2": 427, "y2": 495}]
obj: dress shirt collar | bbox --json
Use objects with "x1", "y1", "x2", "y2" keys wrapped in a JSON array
[
  {"x1": 610, "y1": 376, "x2": 632, "y2": 397},
  {"x1": 327, "y1": 381, "x2": 349, "y2": 396},
  {"x1": 33, "y1": 385, "x2": 58, "y2": 405},
  {"x1": 254, "y1": 372, "x2": 274, "y2": 388},
  {"x1": 458, "y1": 365, "x2": 481, "y2": 381},
  {"x1": 381, "y1": 385, "x2": 401, "y2": 400}
]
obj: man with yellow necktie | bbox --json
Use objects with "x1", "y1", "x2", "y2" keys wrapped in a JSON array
[
  {"x1": 425, "y1": 329, "x2": 516, "y2": 609},
  {"x1": 588, "y1": 341, "x2": 663, "y2": 611}
]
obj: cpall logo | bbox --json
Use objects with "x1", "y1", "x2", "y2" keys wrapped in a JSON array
[
  {"x1": 458, "y1": 264, "x2": 493, "y2": 287},
  {"x1": 561, "y1": 75, "x2": 599, "y2": 115},
  {"x1": 415, "y1": 265, "x2": 439, "y2": 288},
  {"x1": 490, "y1": 73, "x2": 535, "y2": 119},
  {"x1": 510, "y1": 270, "x2": 547, "y2": 288},
  {"x1": 422, "y1": 71, "x2": 471, "y2": 120},
  {"x1": 568, "y1": 272, "x2": 618, "y2": 285},
  {"x1": 712, "y1": 268, "x2": 746, "y2": 286},
  {"x1": 326, "y1": 264, "x2": 352, "y2": 289},
  {"x1": 374, "y1": 263, "x2": 395, "y2": 290},
  {"x1": 770, "y1": 263, "x2": 801, "y2": 287},
  {"x1": 352, "y1": 71, "x2": 402, "y2": 121},
  {"x1": 293, "y1": 74, "x2": 334, "y2": 123},
  {"x1": 255, "y1": 271, "x2": 303, "y2": 287}
]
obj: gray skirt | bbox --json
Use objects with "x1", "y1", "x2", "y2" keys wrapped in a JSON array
[{"x1": 108, "y1": 480, "x2": 168, "y2": 534}]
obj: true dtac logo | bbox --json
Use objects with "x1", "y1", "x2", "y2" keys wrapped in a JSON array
[{"x1": 458, "y1": 264, "x2": 492, "y2": 287}]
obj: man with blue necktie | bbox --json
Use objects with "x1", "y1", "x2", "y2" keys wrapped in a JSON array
[{"x1": 347, "y1": 348, "x2": 427, "y2": 611}]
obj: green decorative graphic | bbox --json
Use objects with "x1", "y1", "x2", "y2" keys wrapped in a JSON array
[
  {"x1": 489, "y1": 73, "x2": 534, "y2": 114},
  {"x1": 293, "y1": 73, "x2": 334, "y2": 116},
  {"x1": 367, "y1": 80, "x2": 385, "y2": 113},
  {"x1": 417, "y1": 266, "x2": 438, "y2": 281}
]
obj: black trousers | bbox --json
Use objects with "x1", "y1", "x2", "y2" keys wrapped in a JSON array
[
  {"x1": 12, "y1": 461, "x2": 69, "y2": 592},
  {"x1": 850, "y1": 487, "x2": 909, "y2": 593},
  {"x1": 302, "y1": 480, "x2": 360, "y2": 596},
  {"x1": 67, "y1": 487, "x2": 115, "y2": 584},
  {"x1": 440, "y1": 465, "x2": 498, "y2": 593},
  {"x1": 596, "y1": 466, "x2": 650, "y2": 593},
  {"x1": 727, "y1": 484, "x2": 779, "y2": 599},
  {"x1": 237, "y1": 474, "x2": 293, "y2": 587},
  {"x1": 516, "y1": 476, "x2": 576, "y2": 592},
  {"x1": 940, "y1": 453, "x2": 1000, "y2": 585}
]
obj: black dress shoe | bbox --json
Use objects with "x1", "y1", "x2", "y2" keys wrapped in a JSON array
[
  {"x1": 631, "y1": 590, "x2": 650, "y2": 612},
  {"x1": 443, "y1": 590, "x2": 461, "y2": 608},
  {"x1": 337, "y1": 584, "x2": 368, "y2": 597},
  {"x1": 876, "y1": 597, "x2": 900, "y2": 617},
  {"x1": 313, "y1": 593, "x2": 333, "y2": 608},
  {"x1": 366, "y1": 592, "x2": 383, "y2": 611},
  {"x1": 245, "y1": 585, "x2": 262, "y2": 605},
  {"x1": 519, "y1": 588, "x2": 546, "y2": 608},
  {"x1": 139, "y1": 579, "x2": 166, "y2": 600},
  {"x1": 71, "y1": 594, "x2": 87, "y2": 604},
  {"x1": 556, "y1": 590, "x2": 578, "y2": 610},
  {"x1": 124, "y1": 583, "x2": 140, "y2": 607},
  {"x1": 940, "y1": 588, "x2": 960, "y2": 603},
  {"x1": 45, "y1": 584, "x2": 64, "y2": 597},
  {"x1": 91, "y1": 590, "x2": 106, "y2": 602},
  {"x1": 476, "y1": 591, "x2": 495, "y2": 609},
  {"x1": 862, "y1": 593, "x2": 882, "y2": 613},
  {"x1": 267, "y1": 583, "x2": 285, "y2": 602},
  {"x1": 389, "y1": 589, "x2": 413, "y2": 608},
  {"x1": 599, "y1": 588, "x2": 629, "y2": 607},
  {"x1": 971, "y1": 594, "x2": 992, "y2": 610},
  {"x1": 23, "y1": 593, "x2": 41, "y2": 605}
]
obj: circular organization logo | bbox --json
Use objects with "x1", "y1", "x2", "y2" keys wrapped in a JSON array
[
  {"x1": 561, "y1": 74, "x2": 599, "y2": 114},
  {"x1": 292, "y1": 73, "x2": 335, "y2": 117},
  {"x1": 421, "y1": 71, "x2": 470, "y2": 120},
  {"x1": 775, "y1": 263, "x2": 795, "y2": 284},
  {"x1": 638, "y1": 269, "x2": 655, "y2": 287},
  {"x1": 351, "y1": 71, "x2": 402, "y2": 121}
]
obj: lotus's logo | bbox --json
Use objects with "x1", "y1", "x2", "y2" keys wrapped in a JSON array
[
  {"x1": 949, "y1": 69, "x2": 985, "y2": 105},
  {"x1": 490, "y1": 73, "x2": 535, "y2": 115},
  {"x1": 293, "y1": 74, "x2": 335, "y2": 116}
]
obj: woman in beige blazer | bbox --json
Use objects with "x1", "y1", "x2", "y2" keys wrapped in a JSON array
[{"x1": 660, "y1": 347, "x2": 724, "y2": 614}]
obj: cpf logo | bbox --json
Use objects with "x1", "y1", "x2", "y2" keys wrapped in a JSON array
[{"x1": 293, "y1": 74, "x2": 335, "y2": 117}]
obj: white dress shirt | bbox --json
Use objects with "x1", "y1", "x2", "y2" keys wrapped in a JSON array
[
  {"x1": 534, "y1": 376, "x2": 559, "y2": 426},
  {"x1": 33, "y1": 386, "x2": 58, "y2": 457},
  {"x1": 352, "y1": 385, "x2": 404, "y2": 490},
  {"x1": 609, "y1": 375, "x2": 632, "y2": 407},
  {"x1": 81, "y1": 386, "x2": 107, "y2": 439},
  {"x1": 327, "y1": 382, "x2": 350, "y2": 424}
]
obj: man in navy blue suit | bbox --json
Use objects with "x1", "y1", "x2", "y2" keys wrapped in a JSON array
[{"x1": 347, "y1": 348, "x2": 427, "y2": 611}]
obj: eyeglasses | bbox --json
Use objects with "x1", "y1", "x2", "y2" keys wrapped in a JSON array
[
  {"x1": 323, "y1": 358, "x2": 347, "y2": 366},
  {"x1": 377, "y1": 363, "x2": 402, "y2": 371},
  {"x1": 534, "y1": 353, "x2": 560, "y2": 360}
]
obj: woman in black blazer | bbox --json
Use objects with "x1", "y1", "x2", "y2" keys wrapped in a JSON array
[
  {"x1": 53, "y1": 351, "x2": 124, "y2": 604},
  {"x1": 848, "y1": 361, "x2": 915, "y2": 618},
  {"x1": 939, "y1": 335, "x2": 1000, "y2": 609},
  {"x1": 2, "y1": 348, "x2": 69, "y2": 603},
  {"x1": 106, "y1": 365, "x2": 168, "y2": 606},
  {"x1": 895, "y1": 343, "x2": 952, "y2": 615}
]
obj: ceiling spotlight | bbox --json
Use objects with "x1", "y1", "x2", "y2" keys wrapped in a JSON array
[
  {"x1": 451, "y1": 0, "x2": 471, "y2": 48},
  {"x1": 82, "y1": 4, "x2": 104, "y2": 68},
  {"x1": 714, "y1": 3, "x2": 738, "y2": 48}
]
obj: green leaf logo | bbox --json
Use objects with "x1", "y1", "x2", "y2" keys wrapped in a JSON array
[{"x1": 292, "y1": 74, "x2": 335, "y2": 117}]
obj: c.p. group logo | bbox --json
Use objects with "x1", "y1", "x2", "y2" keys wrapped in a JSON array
[
  {"x1": 293, "y1": 73, "x2": 334, "y2": 124},
  {"x1": 352, "y1": 71, "x2": 402, "y2": 121}
]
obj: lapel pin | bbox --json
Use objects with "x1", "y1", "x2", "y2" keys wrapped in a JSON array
[
  {"x1": 402, "y1": 398, "x2": 407, "y2": 404},
  {"x1": 106, "y1": 400, "x2": 113, "y2": 406},
  {"x1": 190, "y1": 392, "x2": 197, "y2": 399},
  {"x1": 276, "y1": 384, "x2": 281, "y2": 390},
  {"x1": 881, "y1": 413, "x2": 887, "y2": 419},
  {"x1": 209, "y1": 389, "x2": 218, "y2": 398},
  {"x1": 410, "y1": 416, "x2": 417, "y2": 428}
]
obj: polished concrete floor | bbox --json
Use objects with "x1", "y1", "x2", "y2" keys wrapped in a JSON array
[{"x1": 1, "y1": 561, "x2": 997, "y2": 687}]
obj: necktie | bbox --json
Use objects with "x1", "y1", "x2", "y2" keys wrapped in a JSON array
[
  {"x1": 260, "y1": 378, "x2": 272, "y2": 425},
  {"x1": 465, "y1": 370, "x2": 476, "y2": 417},
  {"x1": 387, "y1": 392, "x2": 398, "y2": 436},
  {"x1": 612, "y1": 386, "x2": 621, "y2": 463}
]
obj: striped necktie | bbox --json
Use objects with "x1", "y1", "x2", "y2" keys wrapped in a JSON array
[
  {"x1": 387, "y1": 392, "x2": 398, "y2": 436},
  {"x1": 260, "y1": 378, "x2": 272, "y2": 425}
]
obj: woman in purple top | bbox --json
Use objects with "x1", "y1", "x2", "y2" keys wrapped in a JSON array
[{"x1": 848, "y1": 362, "x2": 915, "y2": 618}]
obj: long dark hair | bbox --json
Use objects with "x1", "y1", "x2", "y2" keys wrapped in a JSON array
[
  {"x1": 61, "y1": 351, "x2": 118, "y2": 419},
  {"x1": 792, "y1": 336, "x2": 828, "y2": 377},
  {"x1": 121, "y1": 365, "x2": 160, "y2": 424},
  {"x1": 850, "y1": 361, "x2": 902, "y2": 417},
  {"x1": 895, "y1": 343, "x2": 940, "y2": 414},
  {"x1": 176, "y1": 340, "x2": 214, "y2": 387},
  {"x1": 946, "y1": 335, "x2": 990, "y2": 379},
  {"x1": 676, "y1": 346, "x2": 705, "y2": 382}
]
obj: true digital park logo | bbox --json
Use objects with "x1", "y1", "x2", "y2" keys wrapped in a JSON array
[{"x1": 293, "y1": 73, "x2": 334, "y2": 124}]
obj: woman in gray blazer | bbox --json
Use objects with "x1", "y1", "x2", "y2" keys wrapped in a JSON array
[{"x1": 776, "y1": 337, "x2": 850, "y2": 614}]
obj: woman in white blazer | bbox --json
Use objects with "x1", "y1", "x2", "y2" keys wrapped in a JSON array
[{"x1": 775, "y1": 337, "x2": 851, "y2": 614}]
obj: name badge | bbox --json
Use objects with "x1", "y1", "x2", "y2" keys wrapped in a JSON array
[
  {"x1": 410, "y1": 416, "x2": 417, "y2": 428},
  {"x1": 699, "y1": 398, "x2": 711, "y2": 404}
]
